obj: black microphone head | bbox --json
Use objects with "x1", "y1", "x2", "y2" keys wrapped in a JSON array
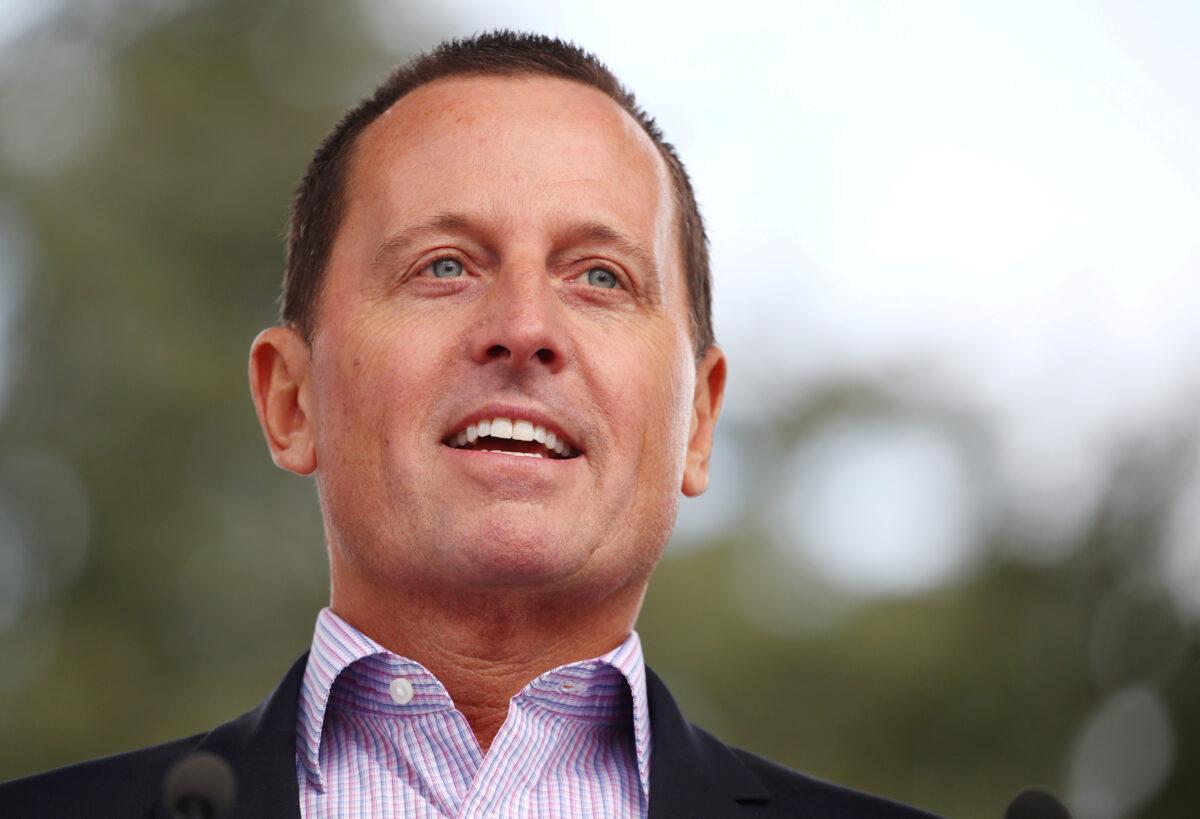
[
  {"x1": 1004, "y1": 787, "x2": 1071, "y2": 819},
  {"x1": 162, "y1": 751, "x2": 236, "y2": 819}
]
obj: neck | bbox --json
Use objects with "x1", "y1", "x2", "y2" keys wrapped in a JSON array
[{"x1": 329, "y1": 573, "x2": 646, "y2": 752}]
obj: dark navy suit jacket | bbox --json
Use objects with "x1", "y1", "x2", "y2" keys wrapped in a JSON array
[{"x1": 0, "y1": 655, "x2": 940, "y2": 818}]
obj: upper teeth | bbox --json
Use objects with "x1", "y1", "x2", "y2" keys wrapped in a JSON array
[{"x1": 452, "y1": 416, "x2": 574, "y2": 457}]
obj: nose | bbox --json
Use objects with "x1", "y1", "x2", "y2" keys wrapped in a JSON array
[{"x1": 467, "y1": 263, "x2": 568, "y2": 375}]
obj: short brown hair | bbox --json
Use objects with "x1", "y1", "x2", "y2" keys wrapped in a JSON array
[{"x1": 281, "y1": 30, "x2": 714, "y2": 358}]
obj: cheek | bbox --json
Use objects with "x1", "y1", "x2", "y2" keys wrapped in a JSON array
[
  {"x1": 651, "y1": 365, "x2": 695, "y2": 480},
  {"x1": 312, "y1": 320, "x2": 423, "y2": 459},
  {"x1": 605, "y1": 332, "x2": 694, "y2": 479},
  {"x1": 648, "y1": 326, "x2": 695, "y2": 439},
  {"x1": 310, "y1": 320, "x2": 443, "y2": 542}
]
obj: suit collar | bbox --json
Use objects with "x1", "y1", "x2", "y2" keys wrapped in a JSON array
[{"x1": 645, "y1": 666, "x2": 771, "y2": 818}]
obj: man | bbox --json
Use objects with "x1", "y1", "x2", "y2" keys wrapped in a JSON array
[{"x1": 0, "y1": 32, "x2": 937, "y2": 817}]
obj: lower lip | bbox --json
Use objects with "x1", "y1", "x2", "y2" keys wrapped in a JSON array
[{"x1": 441, "y1": 445, "x2": 581, "y2": 466}]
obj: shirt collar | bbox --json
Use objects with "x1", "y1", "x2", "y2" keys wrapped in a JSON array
[{"x1": 296, "y1": 607, "x2": 652, "y2": 798}]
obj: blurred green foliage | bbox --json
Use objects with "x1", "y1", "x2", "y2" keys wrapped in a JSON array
[{"x1": 0, "y1": 2, "x2": 1195, "y2": 817}]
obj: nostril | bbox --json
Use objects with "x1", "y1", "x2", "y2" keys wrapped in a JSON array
[
  {"x1": 487, "y1": 344, "x2": 510, "y2": 360},
  {"x1": 534, "y1": 348, "x2": 553, "y2": 364}
]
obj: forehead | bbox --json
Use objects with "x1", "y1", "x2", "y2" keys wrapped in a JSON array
[{"x1": 342, "y1": 74, "x2": 677, "y2": 258}]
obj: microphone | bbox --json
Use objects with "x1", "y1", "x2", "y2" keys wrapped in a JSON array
[
  {"x1": 1004, "y1": 787, "x2": 1071, "y2": 819},
  {"x1": 162, "y1": 751, "x2": 237, "y2": 819}
]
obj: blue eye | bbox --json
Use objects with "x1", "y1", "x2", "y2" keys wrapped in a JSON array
[
  {"x1": 585, "y1": 267, "x2": 619, "y2": 289},
  {"x1": 430, "y1": 258, "x2": 464, "y2": 278}
]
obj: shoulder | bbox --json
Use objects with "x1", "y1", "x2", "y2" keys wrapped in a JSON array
[
  {"x1": 0, "y1": 733, "x2": 203, "y2": 819},
  {"x1": 720, "y1": 735, "x2": 942, "y2": 818},
  {"x1": 0, "y1": 653, "x2": 308, "y2": 819},
  {"x1": 643, "y1": 665, "x2": 942, "y2": 818}
]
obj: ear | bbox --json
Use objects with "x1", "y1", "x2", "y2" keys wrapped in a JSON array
[
  {"x1": 248, "y1": 326, "x2": 317, "y2": 476},
  {"x1": 681, "y1": 345, "x2": 727, "y2": 497}
]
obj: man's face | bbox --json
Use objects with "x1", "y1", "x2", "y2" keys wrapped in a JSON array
[{"x1": 285, "y1": 76, "x2": 722, "y2": 603}]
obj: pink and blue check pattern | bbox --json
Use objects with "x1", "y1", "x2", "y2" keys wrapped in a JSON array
[{"x1": 296, "y1": 608, "x2": 651, "y2": 818}]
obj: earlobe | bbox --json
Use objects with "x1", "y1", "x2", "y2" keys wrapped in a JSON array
[
  {"x1": 681, "y1": 345, "x2": 727, "y2": 497},
  {"x1": 248, "y1": 326, "x2": 317, "y2": 476}
]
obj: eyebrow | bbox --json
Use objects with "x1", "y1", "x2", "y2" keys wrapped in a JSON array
[
  {"x1": 553, "y1": 221, "x2": 662, "y2": 297},
  {"x1": 370, "y1": 213, "x2": 474, "y2": 270}
]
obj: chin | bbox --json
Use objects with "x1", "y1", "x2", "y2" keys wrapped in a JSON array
[{"x1": 446, "y1": 513, "x2": 592, "y2": 588}]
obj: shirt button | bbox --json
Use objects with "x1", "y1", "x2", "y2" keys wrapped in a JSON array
[{"x1": 389, "y1": 677, "x2": 414, "y2": 705}]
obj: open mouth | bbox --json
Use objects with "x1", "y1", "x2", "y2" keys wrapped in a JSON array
[{"x1": 442, "y1": 415, "x2": 581, "y2": 460}]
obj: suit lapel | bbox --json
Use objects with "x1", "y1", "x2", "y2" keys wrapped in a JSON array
[
  {"x1": 645, "y1": 666, "x2": 771, "y2": 818},
  {"x1": 155, "y1": 653, "x2": 308, "y2": 819},
  {"x1": 212, "y1": 652, "x2": 308, "y2": 819}
]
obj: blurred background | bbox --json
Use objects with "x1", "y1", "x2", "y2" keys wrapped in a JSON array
[{"x1": 0, "y1": 1, "x2": 1196, "y2": 816}]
